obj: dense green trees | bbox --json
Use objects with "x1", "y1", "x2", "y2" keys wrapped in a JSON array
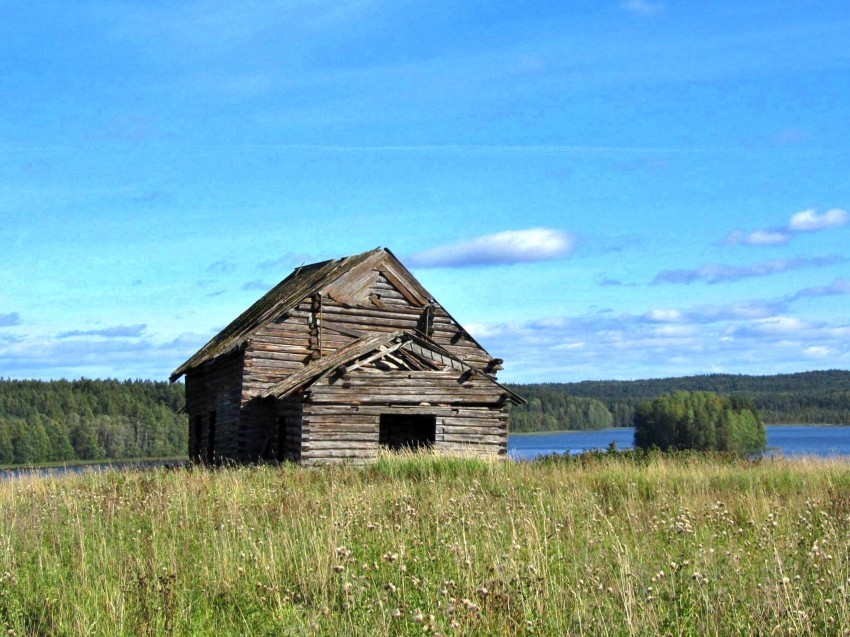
[
  {"x1": 634, "y1": 391, "x2": 766, "y2": 452},
  {"x1": 1, "y1": 369, "x2": 846, "y2": 461},
  {"x1": 507, "y1": 369, "x2": 850, "y2": 431},
  {"x1": 508, "y1": 387, "x2": 614, "y2": 432},
  {"x1": 0, "y1": 379, "x2": 186, "y2": 465}
]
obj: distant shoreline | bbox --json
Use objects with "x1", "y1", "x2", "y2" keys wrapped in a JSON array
[
  {"x1": 509, "y1": 423, "x2": 839, "y2": 436},
  {"x1": 0, "y1": 455, "x2": 187, "y2": 473}
]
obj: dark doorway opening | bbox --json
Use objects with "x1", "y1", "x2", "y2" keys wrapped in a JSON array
[
  {"x1": 379, "y1": 414, "x2": 436, "y2": 451},
  {"x1": 275, "y1": 415, "x2": 288, "y2": 461}
]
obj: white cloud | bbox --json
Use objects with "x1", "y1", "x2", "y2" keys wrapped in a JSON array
[
  {"x1": 464, "y1": 322, "x2": 500, "y2": 339},
  {"x1": 651, "y1": 325, "x2": 696, "y2": 337},
  {"x1": 747, "y1": 230, "x2": 791, "y2": 246},
  {"x1": 722, "y1": 207, "x2": 847, "y2": 247},
  {"x1": 721, "y1": 229, "x2": 790, "y2": 246},
  {"x1": 746, "y1": 316, "x2": 809, "y2": 334},
  {"x1": 803, "y1": 346, "x2": 832, "y2": 358},
  {"x1": 470, "y1": 302, "x2": 850, "y2": 382},
  {"x1": 788, "y1": 208, "x2": 848, "y2": 232},
  {"x1": 645, "y1": 309, "x2": 683, "y2": 323},
  {"x1": 0, "y1": 330, "x2": 211, "y2": 381},
  {"x1": 406, "y1": 228, "x2": 576, "y2": 268},
  {"x1": 646, "y1": 300, "x2": 786, "y2": 325}
]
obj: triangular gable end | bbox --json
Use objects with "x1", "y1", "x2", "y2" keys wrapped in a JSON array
[
  {"x1": 261, "y1": 330, "x2": 523, "y2": 404},
  {"x1": 320, "y1": 249, "x2": 431, "y2": 308}
]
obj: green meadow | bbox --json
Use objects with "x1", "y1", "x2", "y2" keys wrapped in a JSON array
[{"x1": 2, "y1": 452, "x2": 849, "y2": 636}]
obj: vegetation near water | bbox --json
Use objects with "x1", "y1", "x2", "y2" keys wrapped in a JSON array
[
  {"x1": 3, "y1": 370, "x2": 848, "y2": 466},
  {"x1": 2, "y1": 452, "x2": 850, "y2": 636},
  {"x1": 0, "y1": 379, "x2": 186, "y2": 465},
  {"x1": 507, "y1": 369, "x2": 850, "y2": 432},
  {"x1": 634, "y1": 391, "x2": 766, "y2": 453}
]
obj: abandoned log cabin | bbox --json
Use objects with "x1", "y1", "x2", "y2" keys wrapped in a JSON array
[{"x1": 170, "y1": 247, "x2": 523, "y2": 465}]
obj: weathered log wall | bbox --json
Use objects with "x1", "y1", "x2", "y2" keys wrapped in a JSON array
[
  {"x1": 274, "y1": 397, "x2": 303, "y2": 462},
  {"x1": 190, "y1": 263, "x2": 504, "y2": 465},
  {"x1": 298, "y1": 368, "x2": 508, "y2": 465},
  {"x1": 185, "y1": 351, "x2": 244, "y2": 462},
  {"x1": 242, "y1": 272, "x2": 492, "y2": 400}
]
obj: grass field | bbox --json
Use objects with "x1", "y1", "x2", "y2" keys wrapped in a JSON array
[{"x1": 1, "y1": 452, "x2": 849, "y2": 636}]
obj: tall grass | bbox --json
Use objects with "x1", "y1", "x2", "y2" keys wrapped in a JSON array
[{"x1": 1, "y1": 452, "x2": 849, "y2": 635}]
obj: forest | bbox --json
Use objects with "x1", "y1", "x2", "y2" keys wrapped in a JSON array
[
  {"x1": 507, "y1": 369, "x2": 850, "y2": 432},
  {"x1": 1, "y1": 369, "x2": 848, "y2": 465},
  {"x1": 633, "y1": 391, "x2": 766, "y2": 453},
  {"x1": 0, "y1": 378, "x2": 186, "y2": 465}
]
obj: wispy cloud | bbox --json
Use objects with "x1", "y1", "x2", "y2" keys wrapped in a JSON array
[
  {"x1": 621, "y1": 0, "x2": 664, "y2": 15},
  {"x1": 721, "y1": 208, "x2": 848, "y2": 246},
  {"x1": 654, "y1": 255, "x2": 845, "y2": 285},
  {"x1": 643, "y1": 300, "x2": 787, "y2": 324},
  {"x1": 721, "y1": 229, "x2": 789, "y2": 247},
  {"x1": 788, "y1": 278, "x2": 850, "y2": 301},
  {"x1": 207, "y1": 260, "x2": 237, "y2": 275},
  {"x1": 0, "y1": 312, "x2": 21, "y2": 327},
  {"x1": 407, "y1": 228, "x2": 576, "y2": 268},
  {"x1": 100, "y1": 0, "x2": 382, "y2": 57},
  {"x1": 242, "y1": 280, "x2": 272, "y2": 291},
  {"x1": 599, "y1": 277, "x2": 625, "y2": 287},
  {"x1": 57, "y1": 324, "x2": 147, "y2": 339},
  {"x1": 0, "y1": 331, "x2": 212, "y2": 381},
  {"x1": 258, "y1": 252, "x2": 314, "y2": 272},
  {"x1": 465, "y1": 297, "x2": 848, "y2": 382}
]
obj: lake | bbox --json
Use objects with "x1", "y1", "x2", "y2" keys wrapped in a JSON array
[
  {"x1": 0, "y1": 459, "x2": 185, "y2": 480},
  {"x1": 4, "y1": 427, "x2": 850, "y2": 478},
  {"x1": 508, "y1": 425, "x2": 850, "y2": 460}
]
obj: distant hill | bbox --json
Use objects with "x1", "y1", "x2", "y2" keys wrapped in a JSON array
[
  {"x1": 506, "y1": 369, "x2": 850, "y2": 432},
  {"x1": 0, "y1": 378, "x2": 186, "y2": 465}
]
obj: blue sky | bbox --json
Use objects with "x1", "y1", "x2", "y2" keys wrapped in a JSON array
[{"x1": 1, "y1": 0, "x2": 849, "y2": 382}]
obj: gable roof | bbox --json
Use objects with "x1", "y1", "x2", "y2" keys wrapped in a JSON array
[
  {"x1": 260, "y1": 330, "x2": 524, "y2": 404},
  {"x1": 171, "y1": 247, "x2": 379, "y2": 381},
  {"x1": 170, "y1": 247, "x2": 495, "y2": 382},
  {"x1": 171, "y1": 247, "x2": 445, "y2": 381}
]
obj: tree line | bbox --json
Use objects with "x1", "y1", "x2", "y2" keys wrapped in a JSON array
[
  {"x1": 507, "y1": 369, "x2": 850, "y2": 432},
  {"x1": 634, "y1": 391, "x2": 766, "y2": 453},
  {"x1": 0, "y1": 379, "x2": 186, "y2": 465},
  {"x1": 2, "y1": 369, "x2": 847, "y2": 463}
]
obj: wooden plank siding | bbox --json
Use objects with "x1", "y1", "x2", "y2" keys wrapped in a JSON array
[
  {"x1": 242, "y1": 299, "x2": 314, "y2": 398},
  {"x1": 298, "y1": 367, "x2": 508, "y2": 465},
  {"x1": 241, "y1": 272, "x2": 492, "y2": 401},
  {"x1": 175, "y1": 248, "x2": 515, "y2": 466},
  {"x1": 185, "y1": 350, "x2": 244, "y2": 462}
]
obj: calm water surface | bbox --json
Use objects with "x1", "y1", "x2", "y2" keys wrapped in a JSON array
[
  {"x1": 508, "y1": 426, "x2": 850, "y2": 460},
  {"x1": 0, "y1": 459, "x2": 185, "y2": 480},
  {"x1": 4, "y1": 427, "x2": 850, "y2": 478}
]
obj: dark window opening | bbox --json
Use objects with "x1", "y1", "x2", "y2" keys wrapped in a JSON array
[
  {"x1": 207, "y1": 410, "x2": 216, "y2": 464},
  {"x1": 379, "y1": 414, "x2": 436, "y2": 451},
  {"x1": 191, "y1": 415, "x2": 203, "y2": 462}
]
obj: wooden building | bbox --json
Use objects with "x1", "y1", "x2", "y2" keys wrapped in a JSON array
[{"x1": 170, "y1": 247, "x2": 522, "y2": 465}]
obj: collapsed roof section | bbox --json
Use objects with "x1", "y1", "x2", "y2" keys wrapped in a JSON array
[{"x1": 260, "y1": 330, "x2": 523, "y2": 404}]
